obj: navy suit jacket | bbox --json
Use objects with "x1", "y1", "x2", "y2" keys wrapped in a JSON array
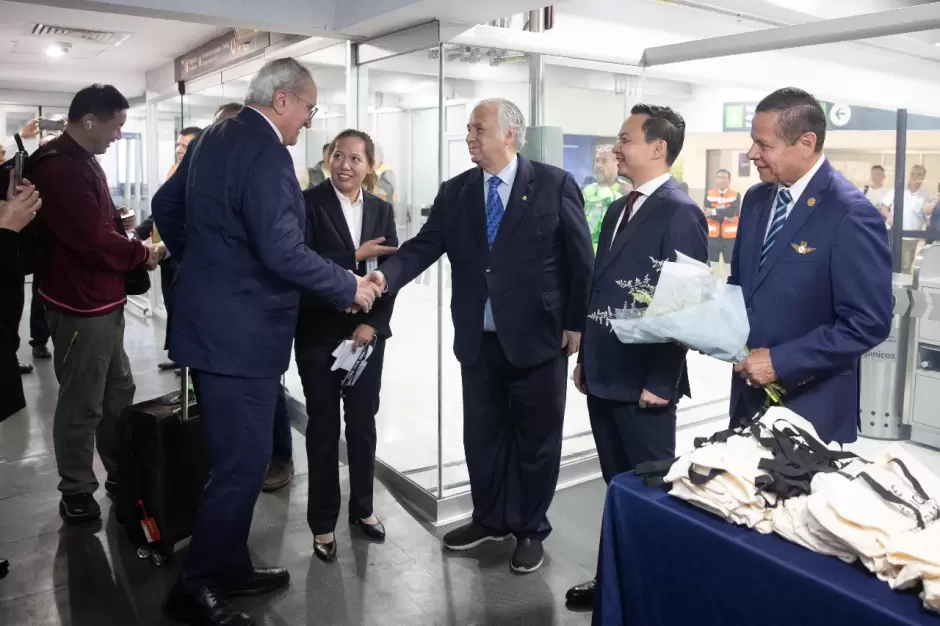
[
  {"x1": 378, "y1": 155, "x2": 594, "y2": 369},
  {"x1": 579, "y1": 178, "x2": 709, "y2": 403},
  {"x1": 729, "y1": 158, "x2": 892, "y2": 443},
  {"x1": 296, "y1": 180, "x2": 398, "y2": 347},
  {"x1": 151, "y1": 108, "x2": 357, "y2": 379}
]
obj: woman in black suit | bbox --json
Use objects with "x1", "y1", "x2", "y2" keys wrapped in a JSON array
[
  {"x1": 297, "y1": 130, "x2": 399, "y2": 562},
  {"x1": 1, "y1": 169, "x2": 43, "y2": 579}
]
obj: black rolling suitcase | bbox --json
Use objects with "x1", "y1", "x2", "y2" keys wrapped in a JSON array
[{"x1": 114, "y1": 368, "x2": 209, "y2": 566}]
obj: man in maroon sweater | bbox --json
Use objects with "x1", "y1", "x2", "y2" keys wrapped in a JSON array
[{"x1": 31, "y1": 84, "x2": 159, "y2": 523}]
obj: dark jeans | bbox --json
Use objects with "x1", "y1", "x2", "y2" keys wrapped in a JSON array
[
  {"x1": 297, "y1": 340, "x2": 386, "y2": 535},
  {"x1": 46, "y1": 307, "x2": 135, "y2": 496},
  {"x1": 271, "y1": 386, "x2": 292, "y2": 462}
]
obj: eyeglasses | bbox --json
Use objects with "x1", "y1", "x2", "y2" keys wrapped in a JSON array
[{"x1": 288, "y1": 92, "x2": 318, "y2": 124}]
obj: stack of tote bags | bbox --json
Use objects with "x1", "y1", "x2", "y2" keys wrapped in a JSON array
[{"x1": 652, "y1": 407, "x2": 940, "y2": 613}]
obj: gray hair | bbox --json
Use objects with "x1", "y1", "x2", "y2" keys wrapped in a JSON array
[
  {"x1": 475, "y1": 98, "x2": 527, "y2": 151},
  {"x1": 244, "y1": 58, "x2": 312, "y2": 107}
]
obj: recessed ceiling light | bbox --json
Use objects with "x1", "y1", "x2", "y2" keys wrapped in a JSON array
[{"x1": 46, "y1": 43, "x2": 66, "y2": 57}]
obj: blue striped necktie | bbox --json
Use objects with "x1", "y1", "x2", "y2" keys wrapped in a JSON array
[
  {"x1": 486, "y1": 176, "x2": 504, "y2": 248},
  {"x1": 761, "y1": 188, "x2": 792, "y2": 268}
]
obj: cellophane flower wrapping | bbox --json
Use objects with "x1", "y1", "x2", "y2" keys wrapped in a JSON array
[{"x1": 606, "y1": 252, "x2": 750, "y2": 363}]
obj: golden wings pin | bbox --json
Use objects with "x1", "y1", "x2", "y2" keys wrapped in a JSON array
[{"x1": 791, "y1": 241, "x2": 815, "y2": 255}]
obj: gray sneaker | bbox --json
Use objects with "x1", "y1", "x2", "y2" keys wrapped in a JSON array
[{"x1": 262, "y1": 459, "x2": 294, "y2": 493}]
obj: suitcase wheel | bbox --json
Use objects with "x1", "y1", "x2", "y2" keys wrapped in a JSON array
[
  {"x1": 136, "y1": 546, "x2": 152, "y2": 561},
  {"x1": 151, "y1": 552, "x2": 164, "y2": 567}
]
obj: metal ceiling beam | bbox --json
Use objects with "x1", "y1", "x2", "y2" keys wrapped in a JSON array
[{"x1": 640, "y1": 2, "x2": 940, "y2": 67}]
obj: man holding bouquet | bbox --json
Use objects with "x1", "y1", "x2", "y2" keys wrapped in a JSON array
[
  {"x1": 731, "y1": 88, "x2": 892, "y2": 444},
  {"x1": 566, "y1": 104, "x2": 708, "y2": 608}
]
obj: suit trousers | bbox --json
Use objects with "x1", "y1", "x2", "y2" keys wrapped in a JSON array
[
  {"x1": 297, "y1": 339, "x2": 386, "y2": 535},
  {"x1": 271, "y1": 387, "x2": 293, "y2": 462},
  {"x1": 28, "y1": 276, "x2": 50, "y2": 348},
  {"x1": 180, "y1": 371, "x2": 279, "y2": 589},
  {"x1": 46, "y1": 307, "x2": 135, "y2": 496},
  {"x1": 461, "y1": 333, "x2": 567, "y2": 541},
  {"x1": 587, "y1": 395, "x2": 677, "y2": 484}
]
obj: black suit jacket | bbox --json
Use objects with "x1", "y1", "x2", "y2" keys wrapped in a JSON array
[
  {"x1": 378, "y1": 155, "x2": 594, "y2": 369},
  {"x1": 579, "y1": 177, "x2": 709, "y2": 403},
  {"x1": 296, "y1": 180, "x2": 398, "y2": 346}
]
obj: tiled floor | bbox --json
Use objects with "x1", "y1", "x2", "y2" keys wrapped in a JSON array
[{"x1": 0, "y1": 299, "x2": 601, "y2": 626}]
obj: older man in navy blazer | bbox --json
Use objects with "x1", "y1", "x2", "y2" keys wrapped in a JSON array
[
  {"x1": 371, "y1": 98, "x2": 594, "y2": 574},
  {"x1": 153, "y1": 58, "x2": 380, "y2": 626},
  {"x1": 731, "y1": 88, "x2": 892, "y2": 444},
  {"x1": 565, "y1": 104, "x2": 708, "y2": 608}
]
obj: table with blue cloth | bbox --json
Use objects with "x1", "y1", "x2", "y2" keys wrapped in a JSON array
[{"x1": 594, "y1": 472, "x2": 938, "y2": 626}]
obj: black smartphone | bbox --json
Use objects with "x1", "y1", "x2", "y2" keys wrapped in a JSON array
[
  {"x1": 38, "y1": 118, "x2": 65, "y2": 132},
  {"x1": 13, "y1": 152, "x2": 25, "y2": 188}
]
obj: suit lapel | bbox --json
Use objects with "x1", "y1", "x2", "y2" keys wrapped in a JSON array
[
  {"x1": 598, "y1": 178, "x2": 676, "y2": 280},
  {"x1": 751, "y1": 161, "x2": 832, "y2": 294},
  {"x1": 491, "y1": 156, "x2": 535, "y2": 255},
  {"x1": 361, "y1": 194, "x2": 378, "y2": 243},
  {"x1": 321, "y1": 183, "x2": 355, "y2": 251},
  {"x1": 465, "y1": 168, "x2": 487, "y2": 255},
  {"x1": 741, "y1": 185, "x2": 774, "y2": 299}
]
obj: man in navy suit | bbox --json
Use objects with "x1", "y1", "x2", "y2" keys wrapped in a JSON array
[
  {"x1": 565, "y1": 105, "x2": 708, "y2": 608},
  {"x1": 731, "y1": 88, "x2": 892, "y2": 444},
  {"x1": 153, "y1": 58, "x2": 380, "y2": 626},
  {"x1": 370, "y1": 98, "x2": 594, "y2": 573}
]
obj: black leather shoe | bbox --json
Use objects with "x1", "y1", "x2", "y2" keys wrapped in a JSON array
[
  {"x1": 158, "y1": 360, "x2": 177, "y2": 371},
  {"x1": 59, "y1": 493, "x2": 101, "y2": 523},
  {"x1": 104, "y1": 476, "x2": 118, "y2": 497},
  {"x1": 510, "y1": 538, "x2": 544, "y2": 574},
  {"x1": 18, "y1": 361, "x2": 33, "y2": 375},
  {"x1": 164, "y1": 583, "x2": 255, "y2": 626},
  {"x1": 221, "y1": 567, "x2": 290, "y2": 597},
  {"x1": 314, "y1": 540, "x2": 336, "y2": 563},
  {"x1": 0, "y1": 559, "x2": 9, "y2": 579},
  {"x1": 566, "y1": 578, "x2": 596, "y2": 607},
  {"x1": 32, "y1": 345, "x2": 51, "y2": 359},
  {"x1": 349, "y1": 516, "x2": 386, "y2": 541}
]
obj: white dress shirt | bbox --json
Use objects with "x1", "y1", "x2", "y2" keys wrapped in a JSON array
[
  {"x1": 482, "y1": 156, "x2": 519, "y2": 332},
  {"x1": 246, "y1": 106, "x2": 283, "y2": 143},
  {"x1": 332, "y1": 181, "x2": 364, "y2": 248},
  {"x1": 765, "y1": 153, "x2": 826, "y2": 240},
  {"x1": 609, "y1": 171, "x2": 672, "y2": 250}
]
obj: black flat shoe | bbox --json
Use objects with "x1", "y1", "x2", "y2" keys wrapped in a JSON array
[
  {"x1": 164, "y1": 583, "x2": 255, "y2": 626},
  {"x1": 221, "y1": 567, "x2": 290, "y2": 597},
  {"x1": 18, "y1": 362, "x2": 33, "y2": 375},
  {"x1": 349, "y1": 516, "x2": 386, "y2": 541},
  {"x1": 566, "y1": 578, "x2": 596, "y2": 607},
  {"x1": 59, "y1": 493, "x2": 101, "y2": 523},
  {"x1": 314, "y1": 540, "x2": 336, "y2": 563}
]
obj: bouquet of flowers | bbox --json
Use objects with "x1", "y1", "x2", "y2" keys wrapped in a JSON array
[{"x1": 589, "y1": 251, "x2": 785, "y2": 406}]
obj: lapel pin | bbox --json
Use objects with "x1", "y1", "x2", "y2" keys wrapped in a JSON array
[
  {"x1": 521, "y1": 195, "x2": 528, "y2": 202},
  {"x1": 791, "y1": 241, "x2": 816, "y2": 255},
  {"x1": 807, "y1": 197, "x2": 817, "y2": 207}
]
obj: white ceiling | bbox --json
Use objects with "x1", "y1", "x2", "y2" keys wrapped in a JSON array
[{"x1": 0, "y1": 0, "x2": 226, "y2": 98}]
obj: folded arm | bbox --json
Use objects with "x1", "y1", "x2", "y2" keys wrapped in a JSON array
[{"x1": 770, "y1": 205, "x2": 892, "y2": 387}]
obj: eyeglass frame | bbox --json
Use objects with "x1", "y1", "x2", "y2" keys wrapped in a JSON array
[{"x1": 287, "y1": 91, "x2": 318, "y2": 124}]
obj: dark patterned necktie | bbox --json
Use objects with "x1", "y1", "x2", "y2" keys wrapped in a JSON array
[{"x1": 614, "y1": 190, "x2": 643, "y2": 240}]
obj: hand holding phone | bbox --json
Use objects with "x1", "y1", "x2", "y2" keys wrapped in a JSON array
[{"x1": 13, "y1": 152, "x2": 24, "y2": 189}]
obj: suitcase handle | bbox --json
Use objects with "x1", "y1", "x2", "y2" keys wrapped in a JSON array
[{"x1": 171, "y1": 367, "x2": 196, "y2": 421}]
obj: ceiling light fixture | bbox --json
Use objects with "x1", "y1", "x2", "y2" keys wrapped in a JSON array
[{"x1": 46, "y1": 42, "x2": 67, "y2": 57}]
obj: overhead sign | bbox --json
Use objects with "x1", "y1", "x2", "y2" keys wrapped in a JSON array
[
  {"x1": 174, "y1": 30, "x2": 271, "y2": 83},
  {"x1": 723, "y1": 100, "x2": 940, "y2": 132}
]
